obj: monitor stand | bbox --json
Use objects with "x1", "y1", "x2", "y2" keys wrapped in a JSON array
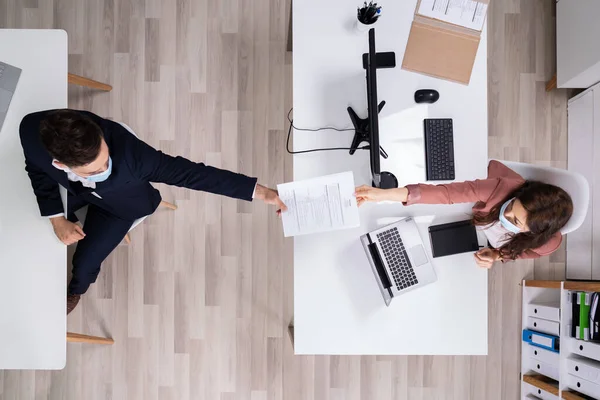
[
  {"x1": 347, "y1": 102, "x2": 398, "y2": 189},
  {"x1": 374, "y1": 171, "x2": 398, "y2": 189},
  {"x1": 347, "y1": 102, "x2": 388, "y2": 158}
]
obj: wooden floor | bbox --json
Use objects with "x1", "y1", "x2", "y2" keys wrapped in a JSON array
[{"x1": 0, "y1": 0, "x2": 568, "y2": 399}]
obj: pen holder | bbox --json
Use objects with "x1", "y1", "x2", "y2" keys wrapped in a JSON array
[
  {"x1": 355, "y1": 19, "x2": 372, "y2": 33},
  {"x1": 356, "y1": 2, "x2": 381, "y2": 32}
]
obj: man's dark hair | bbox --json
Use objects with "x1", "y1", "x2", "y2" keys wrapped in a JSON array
[{"x1": 39, "y1": 110, "x2": 104, "y2": 167}]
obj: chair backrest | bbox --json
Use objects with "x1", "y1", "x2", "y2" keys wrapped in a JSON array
[
  {"x1": 117, "y1": 122, "x2": 138, "y2": 137},
  {"x1": 495, "y1": 160, "x2": 590, "y2": 235}
]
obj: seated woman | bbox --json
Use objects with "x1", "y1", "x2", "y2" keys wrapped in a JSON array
[{"x1": 354, "y1": 161, "x2": 573, "y2": 269}]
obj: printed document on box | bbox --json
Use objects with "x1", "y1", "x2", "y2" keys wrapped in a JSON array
[
  {"x1": 277, "y1": 172, "x2": 360, "y2": 237},
  {"x1": 418, "y1": 0, "x2": 488, "y2": 31}
]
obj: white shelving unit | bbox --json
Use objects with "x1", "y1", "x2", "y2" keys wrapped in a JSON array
[
  {"x1": 566, "y1": 83, "x2": 600, "y2": 280},
  {"x1": 556, "y1": 0, "x2": 600, "y2": 88},
  {"x1": 521, "y1": 280, "x2": 600, "y2": 400}
]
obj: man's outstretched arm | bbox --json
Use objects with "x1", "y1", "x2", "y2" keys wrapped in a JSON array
[{"x1": 128, "y1": 134, "x2": 287, "y2": 211}]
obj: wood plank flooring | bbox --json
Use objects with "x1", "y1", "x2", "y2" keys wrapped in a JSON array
[{"x1": 0, "y1": 0, "x2": 568, "y2": 398}]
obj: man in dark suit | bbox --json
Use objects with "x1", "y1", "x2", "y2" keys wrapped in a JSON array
[{"x1": 19, "y1": 109, "x2": 287, "y2": 314}]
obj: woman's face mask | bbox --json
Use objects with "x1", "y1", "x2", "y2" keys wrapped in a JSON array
[{"x1": 499, "y1": 198, "x2": 523, "y2": 233}]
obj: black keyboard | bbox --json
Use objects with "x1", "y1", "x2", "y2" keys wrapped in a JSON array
[
  {"x1": 424, "y1": 118, "x2": 455, "y2": 181},
  {"x1": 376, "y1": 227, "x2": 418, "y2": 291}
]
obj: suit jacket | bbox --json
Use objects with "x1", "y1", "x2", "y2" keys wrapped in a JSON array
[
  {"x1": 404, "y1": 160, "x2": 562, "y2": 259},
  {"x1": 19, "y1": 110, "x2": 258, "y2": 221}
]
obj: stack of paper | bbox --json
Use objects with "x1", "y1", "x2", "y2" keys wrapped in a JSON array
[{"x1": 277, "y1": 172, "x2": 360, "y2": 237}]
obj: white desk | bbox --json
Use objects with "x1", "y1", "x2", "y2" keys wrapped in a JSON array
[
  {"x1": 0, "y1": 30, "x2": 67, "y2": 369},
  {"x1": 293, "y1": 1, "x2": 488, "y2": 355}
]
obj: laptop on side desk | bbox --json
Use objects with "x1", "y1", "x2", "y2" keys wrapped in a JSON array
[{"x1": 0, "y1": 61, "x2": 22, "y2": 132}]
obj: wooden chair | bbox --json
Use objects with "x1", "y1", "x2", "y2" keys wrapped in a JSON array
[
  {"x1": 55, "y1": 116, "x2": 175, "y2": 344},
  {"x1": 123, "y1": 200, "x2": 177, "y2": 244},
  {"x1": 68, "y1": 73, "x2": 112, "y2": 91},
  {"x1": 545, "y1": 73, "x2": 557, "y2": 91},
  {"x1": 67, "y1": 332, "x2": 114, "y2": 345}
]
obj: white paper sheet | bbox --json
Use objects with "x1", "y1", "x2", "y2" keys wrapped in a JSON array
[
  {"x1": 277, "y1": 171, "x2": 360, "y2": 237},
  {"x1": 418, "y1": 0, "x2": 488, "y2": 31}
]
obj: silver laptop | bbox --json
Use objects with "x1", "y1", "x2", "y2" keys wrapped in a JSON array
[
  {"x1": 0, "y1": 61, "x2": 22, "y2": 132},
  {"x1": 360, "y1": 217, "x2": 437, "y2": 306}
]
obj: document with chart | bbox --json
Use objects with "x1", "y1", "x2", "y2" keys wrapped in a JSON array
[
  {"x1": 418, "y1": 0, "x2": 488, "y2": 31},
  {"x1": 277, "y1": 172, "x2": 360, "y2": 237}
]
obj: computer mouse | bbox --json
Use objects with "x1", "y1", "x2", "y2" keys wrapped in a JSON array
[{"x1": 414, "y1": 89, "x2": 439, "y2": 104}]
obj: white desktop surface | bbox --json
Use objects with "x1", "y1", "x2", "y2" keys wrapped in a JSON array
[
  {"x1": 293, "y1": 1, "x2": 488, "y2": 354},
  {"x1": 0, "y1": 30, "x2": 67, "y2": 369}
]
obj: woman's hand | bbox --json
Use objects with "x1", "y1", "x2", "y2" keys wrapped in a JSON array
[
  {"x1": 474, "y1": 247, "x2": 500, "y2": 269},
  {"x1": 354, "y1": 185, "x2": 409, "y2": 207}
]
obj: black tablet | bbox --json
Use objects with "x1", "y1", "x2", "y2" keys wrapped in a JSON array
[{"x1": 428, "y1": 219, "x2": 479, "y2": 258}]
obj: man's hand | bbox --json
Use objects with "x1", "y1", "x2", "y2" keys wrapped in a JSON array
[
  {"x1": 474, "y1": 247, "x2": 500, "y2": 269},
  {"x1": 50, "y1": 216, "x2": 85, "y2": 245},
  {"x1": 254, "y1": 184, "x2": 288, "y2": 215}
]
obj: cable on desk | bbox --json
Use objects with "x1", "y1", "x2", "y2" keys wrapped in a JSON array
[{"x1": 285, "y1": 108, "x2": 369, "y2": 154}]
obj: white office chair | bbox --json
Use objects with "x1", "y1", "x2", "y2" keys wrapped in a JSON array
[
  {"x1": 59, "y1": 122, "x2": 177, "y2": 244},
  {"x1": 495, "y1": 160, "x2": 589, "y2": 235}
]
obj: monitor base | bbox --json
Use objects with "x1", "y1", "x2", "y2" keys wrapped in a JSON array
[
  {"x1": 347, "y1": 103, "x2": 388, "y2": 159},
  {"x1": 373, "y1": 171, "x2": 398, "y2": 189}
]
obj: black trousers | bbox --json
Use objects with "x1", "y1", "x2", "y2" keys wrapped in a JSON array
[{"x1": 67, "y1": 197, "x2": 134, "y2": 295}]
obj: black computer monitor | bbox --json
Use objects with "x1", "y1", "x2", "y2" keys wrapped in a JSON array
[
  {"x1": 366, "y1": 29, "x2": 383, "y2": 187},
  {"x1": 348, "y1": 28, "x2": 398, "y2": 189}
]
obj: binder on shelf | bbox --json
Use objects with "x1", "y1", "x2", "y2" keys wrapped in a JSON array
[
  {"x1": 528, "y1": 316, "x2": 560, "y2": 336},
  {"x1": 567, "y1": 373, "x2": 600, "y2": 398},
  {"x1": 591, "y1": 292, "x2": 600, "y2": 340},
  {"x1": 528, "y1": 358, "x2": 560, "y2": 381},
  {"x1": 567, "y1": 355, "x2": 600, "y2": 385},
  {"x1": 528, "y1": 302, "x2": 560, "y2": 322},
  {"x1": 526, "y1": 344, "x2": 560, "y2": 366},
  {"x1": 571, "y1": 291, "x2": 581, "y2": 338},
  {"x1": 579, "y1": 292, "x2": 592, "y2": 341},
  {"x1": 570, "y1": 338, "x2": 600, "y2": 363},
  {"x1": 522, "y1": 380, "x2": 560, "y2": 400},
  {"x1": 523, "y1": 395, "x2": 541, "y2": 400},
  {"x1": 523, "y1": 329, "x2": 559, "y2": 353}
]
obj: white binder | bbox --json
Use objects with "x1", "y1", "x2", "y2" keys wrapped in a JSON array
[
  {"x1": 570, "y1": 338, "x2": 600, "y2": 362},
  {"x1": 522, "y1": 382, "x2": 559, "y2": 400},
  {"x1": 527, "y1": 302, "x2": 560, "y2": 322},
  {"x1": 529, "y1": 358, "x2": 560, "y2": 381},
  {"x1": 567, "y1": 355, "x2": 600, "y2": 385},
  {"x1": 567, "y1": 373, "x2": 600, "y2": 398},
  {"x1": 527, "y1": 344, "x2": 560, "y2": 366},
  {"x1": 527, "y1": 316, "x2": 560, "y2": 336}
]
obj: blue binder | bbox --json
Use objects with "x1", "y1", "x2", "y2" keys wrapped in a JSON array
[{"x1": 522, "y1": 329, "x2": 559, "y2": 353}]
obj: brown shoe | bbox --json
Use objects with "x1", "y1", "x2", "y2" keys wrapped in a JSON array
[{"x1": 67, "y1": 294, "x2": 81, "y2": 315}]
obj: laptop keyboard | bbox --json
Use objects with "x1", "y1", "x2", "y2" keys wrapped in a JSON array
[{"x1": 377, "y1": 227, "x2": 418, "y2": 291}]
